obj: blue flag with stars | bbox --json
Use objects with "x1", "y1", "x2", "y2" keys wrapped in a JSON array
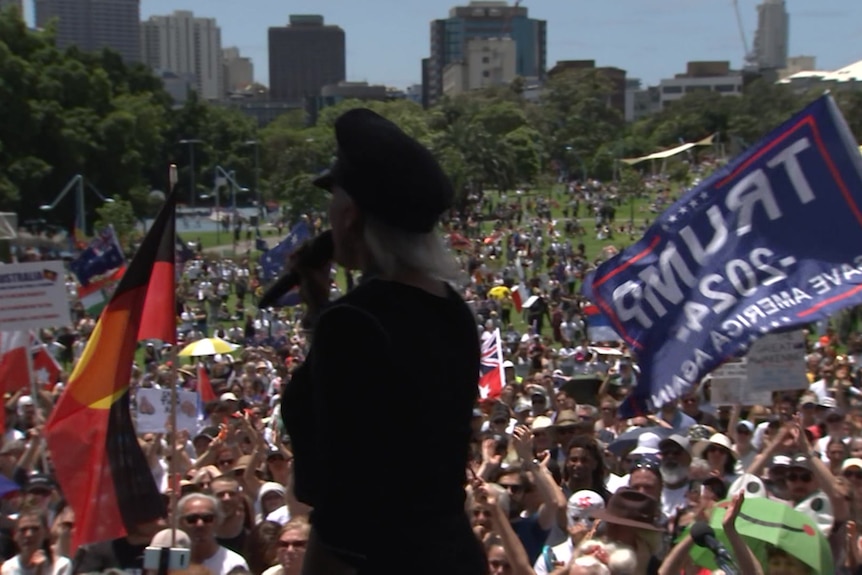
[
  {"x1": 592, "y1": 95, "x2": 862, "y2": 417},
  {"x1": 69, "y1": 226, "x2": 125, "y2": 286},
  {"x1": 260, "y1": 220, "x2": 311, "y2": 282}
]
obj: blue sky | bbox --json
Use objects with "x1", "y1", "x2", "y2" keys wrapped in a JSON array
[{"x1": 27, "y1": 0, "x2": 862, "y2": 88}]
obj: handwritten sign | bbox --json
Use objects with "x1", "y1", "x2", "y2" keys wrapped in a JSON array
[
  {"x1": 0, "y1": 261, "x2": 71, "y2": 330},
  {"x1": 133, "y1": 388, "x2": 199, "y2": 434},
  {"x1": 746, "y1": 331, "x2": 807, "y2": 392}
]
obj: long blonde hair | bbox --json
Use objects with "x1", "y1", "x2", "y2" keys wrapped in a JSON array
[{"x1": 362, "y1": 215, "x2": 462, "y2": 283}]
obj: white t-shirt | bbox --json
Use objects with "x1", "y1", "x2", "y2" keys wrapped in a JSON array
[
  {"x1": 2, "y1": 555, "x2": 71, "y2": 575},
  {"x1": 201, "y1": 545, "x2": 248, "y2": 575},
  {"x1": 662, "y1": 484, "x2": 689, "y2": 519},
  {"x1": 533, "y1": 539, "x2": 573, "y2": 575}
]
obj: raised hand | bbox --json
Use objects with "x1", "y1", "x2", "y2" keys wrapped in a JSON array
[
  {"x1": 722, "y1": 491, "x2": 744, "y2": 532},
  {"x1": 512, "y1": 425, "x2": 534, "y2": 461}
]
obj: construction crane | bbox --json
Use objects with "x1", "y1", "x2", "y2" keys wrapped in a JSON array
[{"x1": 731, "y1": 0, "x2": 759, "y2": 69}]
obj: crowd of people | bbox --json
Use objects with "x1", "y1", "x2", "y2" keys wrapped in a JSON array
[{"x1": 0, "y1": 150, "x2": 854, "y2": 575}]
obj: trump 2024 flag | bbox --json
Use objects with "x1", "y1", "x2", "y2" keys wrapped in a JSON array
[{"x1": 592, "y1": 95, "x2": 862, "y2": 416}]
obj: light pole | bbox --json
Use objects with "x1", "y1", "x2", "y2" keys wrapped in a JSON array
[
  {"x1": 243, "y1": 140, "x2": 261, "y2": 218},
  {"x1": 39, "y1": 174, "x2": 114, "y2": 238},
  {"x1": 178, "y1": 139, "x2": 203, "y2": 209},
  {"x1": 212, "y1": 166, "x2": 249, "y2": 247},
  {"x1": 564, "y1": 145, "x2": 588, "y2": 183}
]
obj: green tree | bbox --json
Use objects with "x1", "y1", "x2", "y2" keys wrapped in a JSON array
[
  {"x1": 94, "y1": 198, "x2": 136, "y2": 247},
  {"x1": 540, "y1": 69, "x2": 625, "y2": 180}
]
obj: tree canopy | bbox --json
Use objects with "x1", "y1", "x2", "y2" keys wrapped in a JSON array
[{"x1": 2, "y1": 7, "x2": 861, "y2": 226}]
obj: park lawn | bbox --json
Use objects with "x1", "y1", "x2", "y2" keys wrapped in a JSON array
[{"x1": 180, "y1": 185, "x2": 675, "y2": 343}]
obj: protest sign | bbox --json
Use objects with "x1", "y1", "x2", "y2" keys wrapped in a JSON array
[{"x1": 0, "y1": 261, "x2": 71, "y2": 330}]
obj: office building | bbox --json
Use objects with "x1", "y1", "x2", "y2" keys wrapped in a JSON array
[
  {"x1": 268, "y1": 15, "x2": 345, "y2": 102},
  {"x1": 223, "y1": 47, "x2": 254, "y2": 93},
  {"x1": 141, "y1": 10, "x2": 223, "y2": 101},
  {"x1": 35, "y1": 0, "x2": 140, "y2": 63},
  {"x1": 442, "y1": 37, "x2": 517, "y2": 96},
  {"x1": 753, "y1": 0, "x2": 789, "y2": 71},
  {"x1": 425, "y1": 1, "x2": 546, "y2": 106},
  {"x1": 658, "y1": 61, "x2": 743, "y2": 110}
]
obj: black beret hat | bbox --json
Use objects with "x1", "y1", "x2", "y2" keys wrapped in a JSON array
[{"x1": 313, "y1": 108, "x2": 454, "y2": 233}]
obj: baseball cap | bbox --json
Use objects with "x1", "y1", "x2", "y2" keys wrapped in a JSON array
[
  {"x1": 659, "y1": 434, "x2": 691, "y2": 455},
  {"x1": 770, "y1": 455, "x2": 792, "y2": 468},
  {"x1": 25, "y1": 474, "x2": 54, "y2": 493},
  {"x1": 842, "y1": 458, "x2": 862, "y2": 472},
  {"x1": 788, "y1": 453, "x2": 814, "y2": 472},
  {"x1": 220, "y1": 392, "x2": 239, "y2": 402},
  {"x1": 567, "y1": 490, "x2": 605, "y2": 527},
  {"x1": 736, "y1": 420, "x2": 755, "y2": 434}
]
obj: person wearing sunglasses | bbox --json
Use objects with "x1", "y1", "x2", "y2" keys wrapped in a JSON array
[
  {"x1": 178, "y1": 493, "x2": 248, "y2": 575},
  {"x1": 784, "y1": 454, "x2": 837, "y2": 537}
]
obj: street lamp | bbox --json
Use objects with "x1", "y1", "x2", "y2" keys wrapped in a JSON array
[
  {"x1": 39, "y1": 174, "x2": 114, "y2": 238},
  {"x1": 243, "y1": 140, "x2": 261, "y2": 216},
  {"x1": 212, "y1": 165, "x2": 249, "y2": 246},
  {"x1": 178, "y1": 139, "x2": 204, "y2": 209}
]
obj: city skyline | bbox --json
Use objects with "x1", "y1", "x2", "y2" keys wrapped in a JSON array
[{"x1": 18, "y1": 0, "x2": 862, "y2": 89}]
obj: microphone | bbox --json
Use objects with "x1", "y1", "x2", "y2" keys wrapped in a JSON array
[
  {"x1": 690, "y1": 521, "x2": 738, "y2": 575},
  {"x1": 258, "y1": 231, "x2": 334, "y2": 309}
]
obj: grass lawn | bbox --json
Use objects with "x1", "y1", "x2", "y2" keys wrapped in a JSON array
[{"x1": 171, "y1": 185, "x2": 675, "y2": 343}]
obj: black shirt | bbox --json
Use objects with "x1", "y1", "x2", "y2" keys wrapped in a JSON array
[
  {"x1": 72, "y1": 538, "x2": 147, "y2": 574},
  {"x1": 217, "y1": 529, "x2": 248, "y2": 558},
  {"x1": 282, "y1": 279, "x2": 483, "y2": 568}
]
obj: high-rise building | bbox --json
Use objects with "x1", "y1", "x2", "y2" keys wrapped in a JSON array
[
  {"x1": 443, "y1": 37, "x2": 517, "y2": 97},
  {"x1": 268, "y1": 15, "x2": 345, "y2": 102},
  {"x1": 35, "y1": 0, "x2": 140, "y2": 63},
  {"x1": 141, "y1": 10, "x2": 223, "y2": 101},
  {"x1": 425, "y1": 1, "x2": 546, "y2": 106},
  {"x1": 223, "y1": 47, "x2": 254, "y2": 93},
  {"x1": 753, "y1": 0, "x2": 789, "y2": 71}
]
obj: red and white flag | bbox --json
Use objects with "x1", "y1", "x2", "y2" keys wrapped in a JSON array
[
  {"x1": 197, "y1": 363, "x2": 217, "y2": 404},
  {"x1": 479, "y1": 328, "x2": 506, "y2": 400},
  {"x1": 0, "y1": 332, "x2": 29, "y2": 393},
  {"x1": 511, "y1": 283, "x2": 528, "y2": 313},
  {"x1": 0, "y1": 331, "x2": 62, "y2": 392}
]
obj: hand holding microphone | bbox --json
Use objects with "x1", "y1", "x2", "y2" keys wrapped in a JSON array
[{"x1": 258, "y1": 230, "x2": 334, "y2": 312}]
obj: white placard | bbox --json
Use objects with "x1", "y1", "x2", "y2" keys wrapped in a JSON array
[
  {"x1": 0, "y1": 261, "x2": 71, "y2": 330},
  {"x1": 711, "y1": 377, "x2": 773, "y2": 407},
  {"x1": 746, "y1": 331, "x2": 808, "y2": 392},
  {"x1": 134, "y1": 388, "x2": 199, "y2": 434}
]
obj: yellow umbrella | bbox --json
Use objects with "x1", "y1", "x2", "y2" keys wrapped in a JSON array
[
  {"x1": 177, "y1": 337, "x2": 238, "y2": 357},
  {"x1": 488, "y1": 286, "x2": 511, "y2": 300}
]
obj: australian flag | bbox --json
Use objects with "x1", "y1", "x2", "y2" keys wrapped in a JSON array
[
  {"x1": 260, "y1": 220, "x2": 311, "y2": 282},
  {"x1": 592, "y1": 95, "x2": 862, "y2": 417},
  {"x1": 69, "y1": 226, "x2": 125, "y2": 286},
  {"x1": 479, "y1": 328, "x2": 505, "y2": 400}
]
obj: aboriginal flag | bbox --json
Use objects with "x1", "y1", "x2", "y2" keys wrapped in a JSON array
[{"x1": 45, "y1": 192, "x2": 178, "y2": 549}]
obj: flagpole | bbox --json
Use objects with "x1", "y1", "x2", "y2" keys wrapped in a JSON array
[
  {"x1": 23, "y1": 331, "x2": 49, "y2": 472},
  {"x1": 167, "y1": 164, "x2": 180, "y2": 548}
]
